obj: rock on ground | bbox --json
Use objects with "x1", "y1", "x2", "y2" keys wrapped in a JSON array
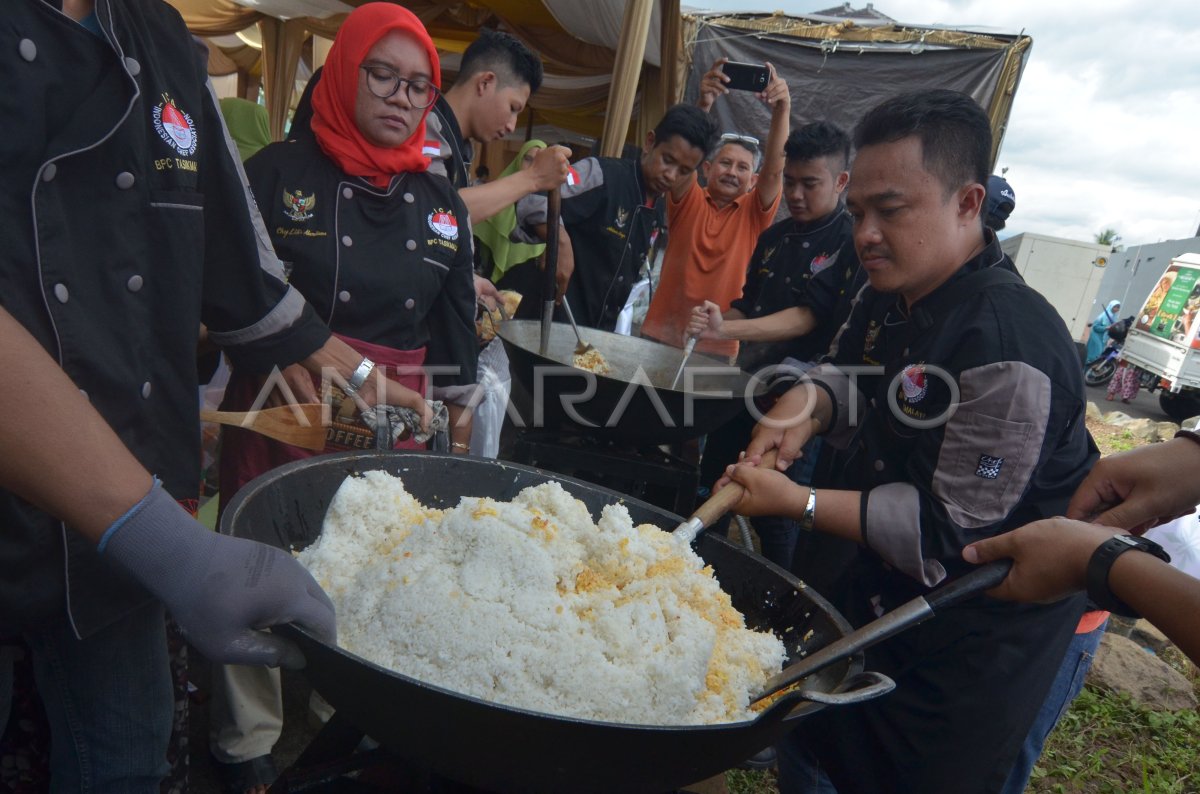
[{"x1": 1088, "y1": 633, "x2": 1198, "y2": 712}]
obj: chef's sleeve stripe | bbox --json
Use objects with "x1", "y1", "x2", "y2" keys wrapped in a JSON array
[
  {"x1": 207, "y1": 286, "x2": 307, "y2": 346},
  {"x1": 931, "y1": 361, "x2": 1051, "y2": 529},
  {"x1": 806, "y1": 363, "x2": 865, "y2": 449},
  {"x1": 864, "y1": 481, "x2": 948, "y2": 587},
  {"x1": 203, "y1": 77, "x2": 292, "y2": 289}
]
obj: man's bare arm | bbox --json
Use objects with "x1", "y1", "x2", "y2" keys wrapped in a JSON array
[
  {"x1": 687, "y1": 303, "x2": 817, "y2": 343},
  {"x1": 460, "y1": 146, "x2": 570, "y2": 223},
  {"x1": 0, "y1": 306, "x2": 152, "y2": 540},
  {"x1": 755, "y1": 62, "x2": 790, "y2": 211}
]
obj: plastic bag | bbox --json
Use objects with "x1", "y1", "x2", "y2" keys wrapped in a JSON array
[{"x1": 469, "y1": 339, "x2": 512, "y2": 459}]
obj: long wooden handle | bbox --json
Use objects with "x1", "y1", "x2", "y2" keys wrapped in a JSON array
[
  {"x1": 690, "y1": 449, "x2": 779, "y2": 528},
  {"x1": 199, "y1": 404, "x2": 327, "y2": 451},
  {"x1": 539, "y1": 188, "x2": 562, "y2": 355}
]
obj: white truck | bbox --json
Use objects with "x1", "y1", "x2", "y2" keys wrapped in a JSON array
[{"x1": 1120, "y1": 252, "x2": 1200, "y2": 422}]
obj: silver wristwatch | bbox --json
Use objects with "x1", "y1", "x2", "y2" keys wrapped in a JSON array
[{"x1": 345, "y1": 357, "x2": 376, "y2": 395}]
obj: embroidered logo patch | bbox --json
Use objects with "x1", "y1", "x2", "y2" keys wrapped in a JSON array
[
  {"x1": 976, "y1": 454, "x2": 1004, "y2": 480},
  {"x1": 152, "y1": 94, "x2": 197, "y2": 157},
  {"x1": 427, "y1": 209, "x2": 459, "y2": 240},
  {"x1": 762, "y1": 244, "x2": 779, "y2": 264},
  {"x1": 809, "y1": 253, "x2": 832, "y2": 274},
  {"x1": 566, "y1": 166, "x2": 580, "y2": 186},
  {"x1": 614, "y1": 206, "x2": 630, "y2": 229},
  {"x1": 282, "y1": 189, "x2": 316, "y2": 222},
  {"x1": 898, "y1": 364, "x2": 927, "y2": 405},
  {"x1": 863, "y1": 320, "x2": 881, "y2": 353},
  {"x1": 422, "y1": 139, "x2": 441, "y2": 158}
]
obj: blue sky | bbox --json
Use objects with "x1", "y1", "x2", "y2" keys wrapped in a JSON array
[{"x1": 696, "y1": 0, "x2": 1200, "y2": 247}]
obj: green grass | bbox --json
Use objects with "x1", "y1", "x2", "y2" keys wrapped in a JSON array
[
  {"x1": 1028, "y1": 686, "x2": 1200, "y2": 793},
  {"x1": 724, "y1": 678, "x2": 1200, "y2": 794},
  {"x1": 726, "y1": 768, "x2": 777, "y2": 793},
  {"x1": 1105, "y1": 430, "x2": 1141, "y2": 453}
]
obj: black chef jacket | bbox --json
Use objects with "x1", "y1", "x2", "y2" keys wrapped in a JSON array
[
  {"x1": 0, "y1": 0, "x2": 330, "y2": 636},
  {"x1": 244, "y1": 135, "x2": 478, "y2": 393},
  {"x1": 518, "y1": 157, "x2": 665, "y2": 330},
  {"x1": 731, "y1": 207, "x2": 859, "y2": 371},
  {"x1": 792, "y1": 236, "x2": 1098, "y2": 793}
]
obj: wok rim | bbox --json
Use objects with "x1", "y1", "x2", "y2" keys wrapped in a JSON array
[
  {"x1": 224, "y1": 450, "x2": 861, "y2": 732},
  {"x1": 497, "y1": 318, "x2": 766, "y2": 397}
]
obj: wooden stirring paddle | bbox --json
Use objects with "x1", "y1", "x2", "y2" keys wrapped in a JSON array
[
  {"x1": 200, "y1": 404, "x2": 326, "y2": 451},
  {"x1": 674, "y1": 449, "x2": 778, "y2": 545}
]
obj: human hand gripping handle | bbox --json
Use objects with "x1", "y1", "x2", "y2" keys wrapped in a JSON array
[
  {"x1": 962, "y1": 518, "x2": 1117, "y2": 604},
  {"x1": 101, "y1": 481, "x2": 336, "y2": 669},
  {"x1": 742, "y1": 383, "x2": 829, "y2": 472},
  {"x1": 685, "y1": 301, "x2": 722, "y2": 341},
  {"x1": 528, "y1": 145, "x2": 572, "y2": 192}
]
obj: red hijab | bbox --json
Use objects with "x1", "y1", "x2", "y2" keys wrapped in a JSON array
[{"x1": 311, "y1": 3, "x2": 440, "y2": 186}]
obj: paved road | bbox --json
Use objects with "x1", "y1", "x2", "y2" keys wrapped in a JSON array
[{"x1": 1083, "y1": 380, "x2": 1172, "y2": 423}]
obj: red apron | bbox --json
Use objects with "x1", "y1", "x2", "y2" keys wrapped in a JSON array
[{"x1": 218, "y1": 333, "x2": 426, "y2": 512}]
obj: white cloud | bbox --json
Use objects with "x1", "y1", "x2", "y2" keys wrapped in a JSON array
[{"x1": 698, "y1": 0, "x2": 1200, "y2": 244}]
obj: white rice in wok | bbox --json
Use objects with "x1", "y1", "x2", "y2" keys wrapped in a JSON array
[{"x1": 297, "y1": 471, "x2": 785, "y2": 725}]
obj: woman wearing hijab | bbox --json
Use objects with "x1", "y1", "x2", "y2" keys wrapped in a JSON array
[
  {"x1": 218, "y1": 97, "x2": 272, "y2": 161},
  {"x1": 208, "y1": 5, "x2": 478, "y2": 790},
  {"x1": 1086, "y1": 299, "x2": 1121, "y2": 363}
]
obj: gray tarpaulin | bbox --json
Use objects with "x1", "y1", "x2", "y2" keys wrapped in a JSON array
[{"x1": 686, "y1": 22, "x2": 1017, "y2": 167}]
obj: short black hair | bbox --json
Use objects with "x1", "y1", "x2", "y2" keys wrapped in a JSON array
[
  {"x1": 651, "y1": 104, "x2": 719, "y2": 157},
  {"x1": 458, "y1": 28, "x2": 544, "y2": 94},
  {"x1": 784, "y1": 121, "x2": 851, "y2": 172},
  {"x1": 853, "y1": 89, "x2": 991, "y2": 195}
]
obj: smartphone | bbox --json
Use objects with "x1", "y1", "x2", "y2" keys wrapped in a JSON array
[{"x1": 720, "y1": 61, "x2": 770, "y2": 92}]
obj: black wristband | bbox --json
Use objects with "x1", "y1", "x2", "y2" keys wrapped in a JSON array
[
  {"x1": 1175, "y1": 429, "x2": 1200, "y2": 449},
  {"x1": 1085, "y1": 534, "x2": 1171, "y2": 618}
]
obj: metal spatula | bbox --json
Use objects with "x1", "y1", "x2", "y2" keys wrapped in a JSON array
[
  {"x1": 560, "y1": 296, "x2": 595, "y2": 356},
  {"x1": 669, "y1": 336, "x2": 697, "y2": 390}
]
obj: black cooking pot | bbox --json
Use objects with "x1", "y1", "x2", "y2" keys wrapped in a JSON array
[
  {"x1": 498, "y1": 320, "x2": 762, "y2": 444},
  {"x1": 222, "y1": 451, "x2": 889, "y2": 793}
]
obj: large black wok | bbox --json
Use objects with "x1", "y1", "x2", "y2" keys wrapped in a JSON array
[
  {"x1": 222, "y1": 451, "x2": 887, "y2": 793},
  {"x1": 498, "y1": 319, "x2": 762, "y2": 444}
]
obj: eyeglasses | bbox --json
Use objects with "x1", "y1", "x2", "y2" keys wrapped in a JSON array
[
  {"x1": 359, "y1": 64, "x2": 440, "y2": 109},
  {"x1": 719, "y1": 133, "x2": 760, "y2": 149}
]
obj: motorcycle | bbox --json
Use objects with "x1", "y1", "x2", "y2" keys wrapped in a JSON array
[
  {"x1": 1083, "y1": 317, "x2": 1132, "y2": 387},
  {"x1": 1084, "y1": 339, "x2": 1122, "y2": 387}
]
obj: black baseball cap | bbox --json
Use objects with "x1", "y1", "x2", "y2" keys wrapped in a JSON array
[{"x1": 985, "y1": 175, "x2": 1016, "y2": 230}]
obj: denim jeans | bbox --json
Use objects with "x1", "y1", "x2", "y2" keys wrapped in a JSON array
[
  {"x1": 777, "y1": 729, "x2": 839, "y2": 794},
  {"x1": 0, "y1": 601, "x2": 173, "y2": 793},
  {"x1": 749, "y1": 437, "x2": 824, "y2": 569},
  {"x1": 1000, "y1": 620, "x2": 1107, "y2": 794}
]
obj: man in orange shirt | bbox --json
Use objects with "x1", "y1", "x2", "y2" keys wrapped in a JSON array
[{"x1": 640, "y1": 58, "x2": 789, "y2": 359}]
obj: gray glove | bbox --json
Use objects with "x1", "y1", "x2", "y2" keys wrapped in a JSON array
[{"x1": 101, "y1": 482, "x2": 336, "y2": 668}]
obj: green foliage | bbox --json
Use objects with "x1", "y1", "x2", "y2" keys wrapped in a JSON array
[
  {"x1": 1095, "y1": 228, "x2": 1122, "y2": 249},
  {"x1": 1030, "y1": 686, "x2": 1200, "y2": 793},
  {"x1": 1106, "y1": 430, "x2": 1140, "y2": 453}
]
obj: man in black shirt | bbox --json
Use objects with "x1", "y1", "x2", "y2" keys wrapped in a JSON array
[
  {"x1": 726, "y1": 90, "x2": 1096, "y2": 794},
  {"x1": 517, "y1": 104, "x2": 718, "y2": 329}
]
